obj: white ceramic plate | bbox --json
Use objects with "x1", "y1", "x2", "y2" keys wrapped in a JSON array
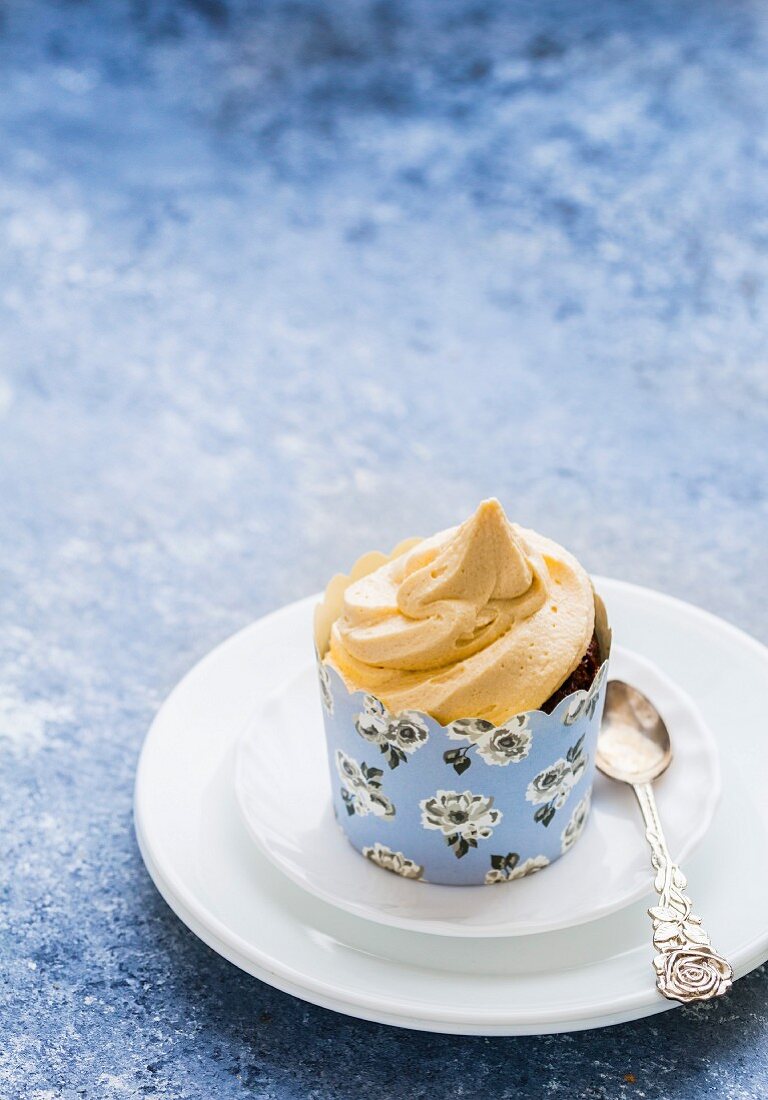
[
  {"x1": 134, "y1": 579, "x2": 768, "y2": 1035},
  {"x1": 235, "y1": 646, "x2": 720, "y2": 937}
]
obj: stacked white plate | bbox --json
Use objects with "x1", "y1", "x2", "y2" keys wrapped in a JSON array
[{"x1": 134, "y1": 579, "x2": 768, "y2": 1034}]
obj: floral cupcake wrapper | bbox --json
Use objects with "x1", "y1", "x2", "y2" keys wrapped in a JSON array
[
  {"x1": 317, "y1": 645, "x2": 610, "y2": 887},
  {"x1": 314, "y1": 546, "x2": 611, "y2": 886}
]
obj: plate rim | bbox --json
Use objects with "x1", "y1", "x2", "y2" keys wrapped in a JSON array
[
  {"x1": 134, "y1": 576, "x2": 768, "y2": 1033},
  {"x1": 133, "y1": 810, "x2": 675, "y2": 1035}
]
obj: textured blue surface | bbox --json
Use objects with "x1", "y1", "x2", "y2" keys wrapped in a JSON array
[{"x1": 1, "y1": 1, "x2": 767, "y2": 1097}]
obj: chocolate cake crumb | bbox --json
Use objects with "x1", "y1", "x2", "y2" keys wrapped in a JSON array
[{"x1": 541, "y1": 633, "x2": 601, "y2": 713}]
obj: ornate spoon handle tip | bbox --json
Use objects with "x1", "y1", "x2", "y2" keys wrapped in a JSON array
[{"x1": 634, "y1": 782, "x2": 733, "y2": 1004}]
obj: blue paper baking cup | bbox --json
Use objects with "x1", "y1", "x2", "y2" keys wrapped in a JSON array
[
  {"x1": 314, "y1": 541, "x2": 612, "y2": 886},
  {"x1": 316, "y1": 647, "x2": 609, "y2": 886}
]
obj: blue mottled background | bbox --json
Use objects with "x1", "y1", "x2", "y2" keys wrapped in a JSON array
[{"x1": 1, "y1": 1, "x2": 767, "y2": 1097}]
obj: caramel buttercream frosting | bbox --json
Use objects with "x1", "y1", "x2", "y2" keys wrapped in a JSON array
[{"x1": 319, "y1": 499, "x2": 598, "y2": 724}]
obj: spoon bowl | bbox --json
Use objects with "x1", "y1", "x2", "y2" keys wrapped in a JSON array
[{"x1": 597, "y1": 679, "x2": 673, "y2": 786}]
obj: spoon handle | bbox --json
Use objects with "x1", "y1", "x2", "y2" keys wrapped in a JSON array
[{"x1": 633, "y1": 782, "x2": 733, "y2": 1003}]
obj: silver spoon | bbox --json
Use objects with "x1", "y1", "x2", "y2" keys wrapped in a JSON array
[{"x1": 597, "y1": 680, "x2": 732, "y2": 1004}]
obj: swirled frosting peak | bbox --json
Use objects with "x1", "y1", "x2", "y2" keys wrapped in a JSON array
[{"x1": 326, "y1": 499, "x2": 596, "y2": 724}]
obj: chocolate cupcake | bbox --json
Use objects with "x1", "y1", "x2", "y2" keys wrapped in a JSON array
[{"x1": 315, "y1": 499, "x2": 611, "y2": 886}]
